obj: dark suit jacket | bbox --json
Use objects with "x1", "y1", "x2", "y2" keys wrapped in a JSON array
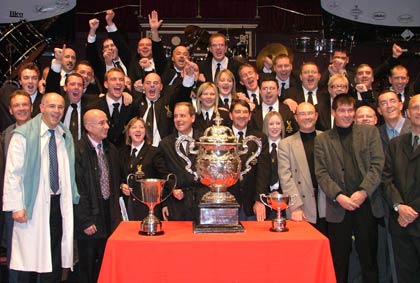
[
  {"x1": 119, "y1": 143, "x2": 171, "y2": 220},
  {"x1": 314, "y1": 125, "x2": 385, "y2": 222},
  {"x1": 193, "y1": 108, "x2": 231, "y2": 133},
  {"x1": 87, "y1": 96, "x2": 140, "y2": 146},
  {"x1": 283, "y1": 86, "x2": 330, "y2": 107},
  {"x1": 249, "y1": 103, "x2": 298, "y2": 137},
  {"x1": 379, "y1": 118, "x2": 412, "y2": 153},
  {"x1": 227, "y1": 128, "x2": 271, "y2": 217},
  {"x1": 315, "y1": 100, "x2": 333, "y2": 131},
  {"x1": 382, "y1": 133, "x2": 420, "y2": 237},
  {"x1": 137, "y1": 83, "x2": 192, "y2": 140},
  {"x1": 74, "y1": 134, "x2": 122, "y2": 239},
  {"x1": 198, "y1": 57, "x2": 242, "y2": 88},
  {"x1": 86, "y1": 29, "x2": 131, "y2": 85},
  {"x1": 158, "y1": 130, "x2": 207, "y2": 220}
]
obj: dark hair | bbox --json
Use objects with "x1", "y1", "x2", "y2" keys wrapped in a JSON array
[
  {"x1": 65, "y1": 73, "x2": 84, "y2": 85},
  {"x1": 18, "y1": 62, "x2": 40, "y2": 79},
  {"x1": 230, "y1": 98, "x2": 251, "y2": 113},
  {"x1": 332, "y1": 93, "x2": 355, "y2": 110},
  {"x1": 259, "y1": 77, "x2": 279, "y2": 89}
]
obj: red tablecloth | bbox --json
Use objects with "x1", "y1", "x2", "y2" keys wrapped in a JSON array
[{"x1": 98, "y1": 221, "x2": 335, "y2": 283}]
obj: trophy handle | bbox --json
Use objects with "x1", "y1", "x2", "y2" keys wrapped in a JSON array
[
  {"x1": 161, "y1": 173, "x2": 177, "y2": 203},
  {"x1": 239, "y1": 135, "x2": 262, "y2": 179},
  {"x1": 175, "y1": 136, "x2": 199, "y2": 181},
  {"x1": 259, "y1": 194, "x2": 270, "y2": 208}
]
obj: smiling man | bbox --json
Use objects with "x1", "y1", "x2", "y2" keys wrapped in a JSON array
[
  {"x1": 315, "y1": 93, "x2": 385, "y2": 283},
  {"x1": 3, "y1": 92, "x2": 79, "y2": 282},
  {"x1": 87, "y1": 68, "x2": 139, "y2": 146}
]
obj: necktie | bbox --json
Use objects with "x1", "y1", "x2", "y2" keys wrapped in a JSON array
[
  {"x1": 111, "y1": 102, "x2": 120, "y2": 127},
  {"x1": 251, "y1": 93, "x2": 258, "y2": 106},
  {"x1": 307, "y1": 91, "x2": 314, "y2": 105},
  {"x1": 215, "y1": 63, "x2": 221, "y2": 80},
  {"x1": 413, "y1": 135, "x2": 419, "y2": 152},
  {"x1": 223, "y1": 98, "x2": 229, "y2": 109},
  {"x1": 238, "y1": 131, "x2": 244, "y2": 143},
  {"x1": 269, "y1": 106, "x2": 273, "y2": 112},
  {"x1": 390, "y1": 128, "x2": 399, "y2": 139},
  {"x1": 48, "y1": 129, "x2": 59, "y2": 194},
  {"x1": 270, "y1": 143, "x2": 278, "y2": 185},
  {"x1": 129, "y1": 148, "x2": 137, "y2": 170},
  {"x1": 131, "y1": 148, "x2": 137, "y2": 158},
  {"x1": 113, "y1": 60, "x2": 123, "y2": 71},
  {"x1": 146, "y1": 101, "x2": 155, "y2": 141},
  {"x1": 70, "y1": 103, "x2": 78, "y2": 140},
  {"x1": 281, "y1": 82, "x2": 286, "y2": 93},
  {"x1": 205, "y1": 112, "x2": 210, "y2": 122},
  {"x1": 97, "y1": 144, "x2": 110, "y2": 200},
  {"x1": 397, "y1": 93, "x2": 402, "y2": 102}
]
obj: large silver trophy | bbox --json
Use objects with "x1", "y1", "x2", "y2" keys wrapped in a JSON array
[
  {"x1": 175, "y1": 114, "x2": 261, "y2": 233},
  {"x1": 127, "y1": 173, "x2": 176, "y2": 235},
  {"x1": 260, "y1": 192, "x2": 295, "y2": 232}
]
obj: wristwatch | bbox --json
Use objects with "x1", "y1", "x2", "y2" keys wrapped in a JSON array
[{"x1": 393, "y1": 203, "x2": 400, "y2": 212}]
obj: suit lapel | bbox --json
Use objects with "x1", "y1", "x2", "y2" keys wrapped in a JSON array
[
  {"x1": 291, "y1": 133, "x2": 312, "y2": 187},
  {"x1": 329, "y1": 129, "x2": 344, "y2": 166}
]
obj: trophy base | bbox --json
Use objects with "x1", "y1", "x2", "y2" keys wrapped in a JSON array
[
  {"x1": 139, "y1": 214, "x2": 164, "y2": 236},
  {"x1": 201, "y1": 191, "x2": 237, "y2": 204},
  {"x1": 194, "y1": 202, "x2": 245, "y2": 233},
  {"x1": 270, "y1": 217, "x2": 289, "y2": 232},
  {"x1": 139, "y1": 230, "x2": 165, "y2": 236}
]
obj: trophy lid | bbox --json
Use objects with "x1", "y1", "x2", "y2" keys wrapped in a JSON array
[{"x1": 199, "y1": 113, "x2": 238, "y2": 144}]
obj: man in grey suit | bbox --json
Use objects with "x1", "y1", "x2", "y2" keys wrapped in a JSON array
[
  {"x1": 315, "y1": 93, "x2": 385, "y2": 283},
  {"x1": 278, "y1": 102, "x2": 327, "y2": 235}
]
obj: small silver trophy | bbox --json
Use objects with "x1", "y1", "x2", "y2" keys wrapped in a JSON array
[
  {"x1": 127, "y1": 173, "x2": 176, "y2": 235},
  {"x1": 260, "y1": 192, "x2": 295, "y2": 232}
]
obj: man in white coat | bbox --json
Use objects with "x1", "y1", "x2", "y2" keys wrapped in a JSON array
[
  {"x1": 3, "y1": 92, "x2": 79, "y2": 282},
  {"x1": 278, "y1": 102, "x2": 327, "y2": 234}
]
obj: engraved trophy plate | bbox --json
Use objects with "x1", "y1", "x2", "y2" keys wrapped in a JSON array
[{"x1": 176, "y1": 113, "x2": 262, "y2": 233}]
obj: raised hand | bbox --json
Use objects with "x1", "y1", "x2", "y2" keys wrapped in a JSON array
[{"x1": 105, "y1": 9, "x2": 115, "y2": 26}]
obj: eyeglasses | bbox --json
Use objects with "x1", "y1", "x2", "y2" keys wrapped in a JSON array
[{"x1": 330, "y1": 84, "x2": 348, "y2": 89}]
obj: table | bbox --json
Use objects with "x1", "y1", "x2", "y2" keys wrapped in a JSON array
[{"x1": 98, "y1": 221, "x2": 336, "y2": 283}]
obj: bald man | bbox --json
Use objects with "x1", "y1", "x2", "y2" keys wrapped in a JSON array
[
  {"x1": 355, "y1": 105, "x2": 378, "y2": 126},
  {"x1": 3, "y1": 92, "x2": 79, "y2": 282},
  {"x1": 74, "y1": 109, "x2": 122, "y2": 283}
]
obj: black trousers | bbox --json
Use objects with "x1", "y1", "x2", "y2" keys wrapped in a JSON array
[
  {"x1": 11, "y1": 194, "x2": 63, "y2": 283},
  {"x1": 327, "y1": 200, "x2": 378, "y2": 283},
  {"x1": 77, "y1": 238, "x2": 107, "y2": 283},
  {"x1": 391, "y1": 231, "x2": 420, "y2": 283}
]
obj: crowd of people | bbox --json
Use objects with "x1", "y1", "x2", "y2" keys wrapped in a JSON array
[{"x1": 0, "y1": 8, "x2": 420, "y2": 283}]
